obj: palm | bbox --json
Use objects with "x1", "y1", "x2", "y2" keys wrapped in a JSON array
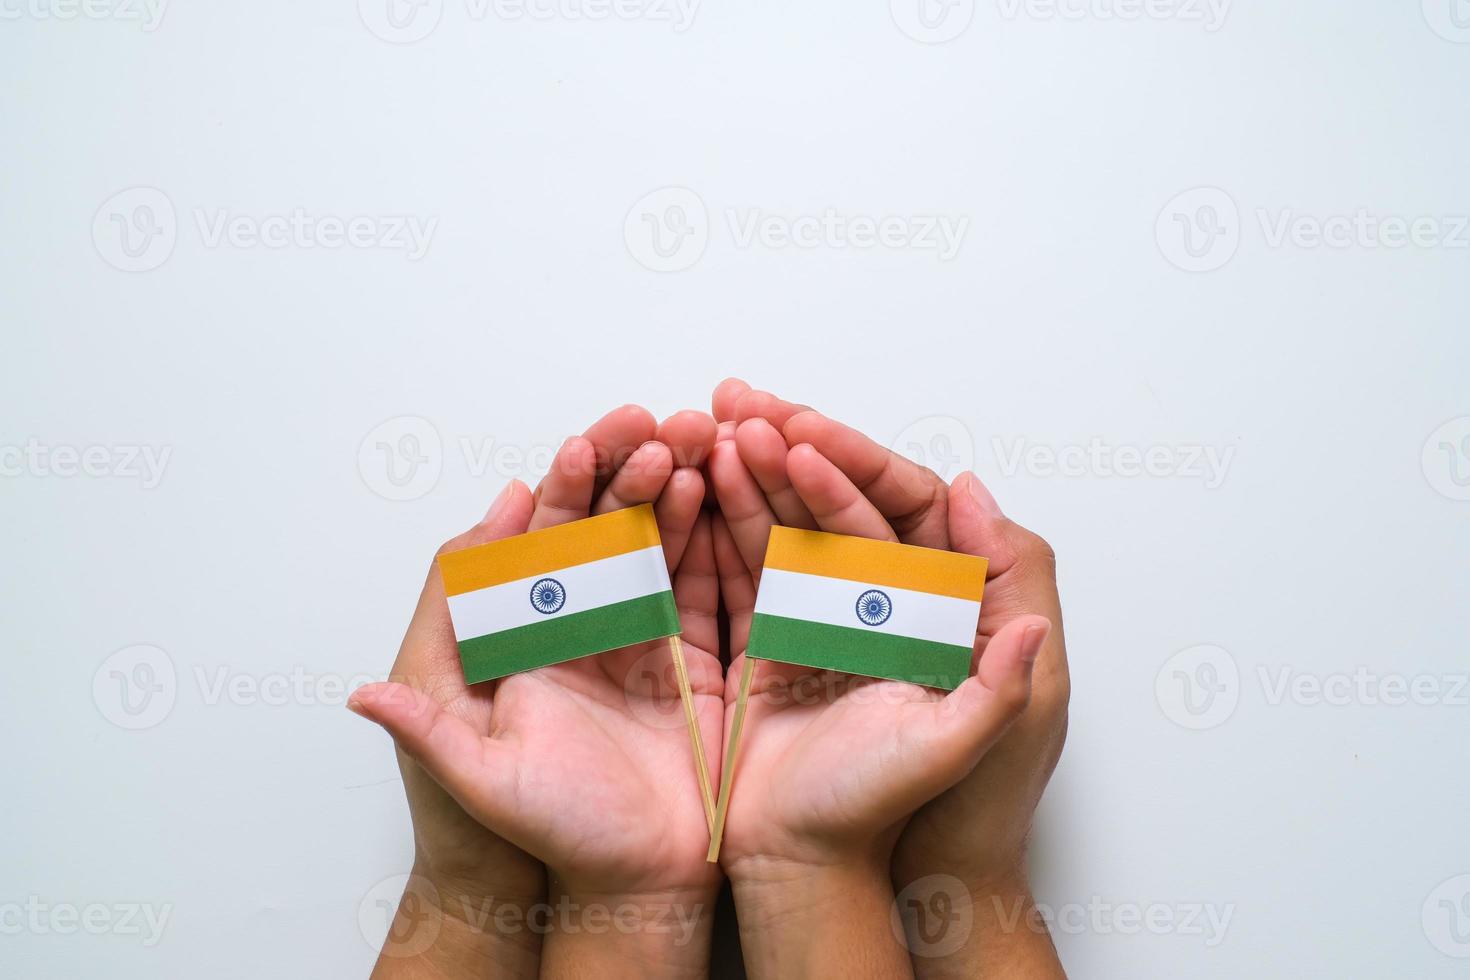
[
  {"x1": 477, "y1": 637, "x2": 723, "y2": 891},
  {"x1": 360, "y1": 411, "x2": 724, "y2": 897},
  {"x1": 723, "y1": 670, "x2": 949, "y2": 854}
]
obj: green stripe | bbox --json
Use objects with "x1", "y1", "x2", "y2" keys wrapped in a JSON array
[
  {"x1": 748, "y1": 613, "x2": 972, "y2": 691},
  {"x1": 458, "y1": 592, "x2": 680, "y2": 684}
]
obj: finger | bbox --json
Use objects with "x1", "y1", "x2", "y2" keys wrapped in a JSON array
[
  {"x1": 712, "y1": 377, "x2": 752, "y2": 424},
  {"x1": 732, "y1": 387, "x2": 815, "y2": 432},
  {"x1": 578, "y1": 403, "x2": 658, "y2": 496},
  {"x1": 711, "y1": 513, "x2": 756, "y2": 652},
  {"x1": 949, "y1": 472, "x2": 1055, "y2": 583},
  {"x1": 708, "y1": 439, "x2": 779, "y2": 574},
  {"x1": 672, "y1": 512, "x2": 720, "y2": 655},
  {"x1": 529, "y1": 436, "x2": 597, "y2": 530},
  {"x1": 785, "y1": 444, "x2": 899, "y2": 542},
  {"x1": 593, "y1": 440, "x2": 673, "y2": 515},
  {"x1": 712, "y1": 514, "x2": 817, "y2": 696},
  {"x1": 393, "y1": 481, "x2": 536, "y2": 722},
  {"x1": 735, "y1": 418, "x2": 816, "y2": 531},
  {"x1": 949, "y1": 472, "x2": 1067, "y2": 685},
  {"x1": 657, "y1": 409, "x2": 718, "y2": 469},
  {"x1": 904, "y1": 618, "x2": 1045, "y2": 796},
  {"x1": 654, "y1": 466, "x2": 705, "y2": 571},
  {"x1": 782, "y1": 411, "x2": 949, "y2": 548},
  {"x1": 348, "y1": 682, "x2": 519, "y2": 831}
]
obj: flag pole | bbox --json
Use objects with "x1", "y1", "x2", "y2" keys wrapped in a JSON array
[
  {"x1": 706, "y1": 654, "x2": 755, "y2": 863},
  {"x1": 669, "y1": 633, "x2": 717, "y2": 834}
]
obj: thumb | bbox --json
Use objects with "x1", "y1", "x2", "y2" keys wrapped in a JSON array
[
  {"x1": 928, "y1": 615, "x2": 1050, "y2": 772},
  {"x1": 348, "y1": 682, "x2": 518, "y2": 830}
]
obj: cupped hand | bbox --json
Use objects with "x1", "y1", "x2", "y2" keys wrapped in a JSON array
[
  {"x1": 713, "y1": 379, "x2": 1069, "y2": 890},
  {"x1": 353, "y1": 407, "x2": 724, "y2": 905},
  {"x1": 705, "y1": 418, "x2": 1044, "y2": 878}
]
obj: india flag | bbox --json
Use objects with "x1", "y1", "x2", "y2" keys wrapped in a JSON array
[
  {"x1": 748, "y1": 527, "x2": 988, "y2": 691},
  {"x1": 438, "y1": 504, "x2": 680, "y2": 684}
]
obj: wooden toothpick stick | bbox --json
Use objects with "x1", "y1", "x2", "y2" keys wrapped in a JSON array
[
  {"x1": 706, "y1": 655, "x2": 756, "y2": 863},
  {"x1": 669, "y1": 633, "x2": 717, "y2": 834}
]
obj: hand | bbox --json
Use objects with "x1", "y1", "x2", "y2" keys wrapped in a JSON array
[
  {"x1": 705, "y1": 410, "x2": 1042, "y2": 978},
  {"x1": 715, "y1": 380, "x2": 1069, "y2": 977},
  {"x1": 354, "y1": 406, "x2": 724, "y2": 978}
]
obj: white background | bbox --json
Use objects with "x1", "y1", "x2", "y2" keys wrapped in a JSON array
[{"x1": 3, "y1": 1, "x2": 1469, "y2": 976}]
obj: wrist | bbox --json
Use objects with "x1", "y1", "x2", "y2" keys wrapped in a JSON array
[
  {"x1": 731, "y1": 856, "x2": 913, "y2": 980},
  {"x1": 889, "y1": 868, "x2": 1064, "y2": 980},
  {"x1": 537, "y1": 881, "x2": 716, "y2": 980},
  {"x1": 370, "y1": 862, "x2": 544, "y2": 979}
]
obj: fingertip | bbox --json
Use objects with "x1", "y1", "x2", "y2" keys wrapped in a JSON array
[
  {"x1": 712, "y1": 378, "x2": 751, "y2": 421},
  {"x1": 614, "y1": 403, "x2": 657, "y2": 429},
  {"x1": 780, "y1": 410, "x2": 825, "y2": 443}
]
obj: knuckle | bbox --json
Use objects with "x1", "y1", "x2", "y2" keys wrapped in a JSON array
[{"x1": 1011, "y1": 526, "x2": 1057, "y2": 573}]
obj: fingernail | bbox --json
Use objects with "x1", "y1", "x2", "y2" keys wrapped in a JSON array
[
  {"x1": 346, "y1": 696, "x2": 369, "y2": 718},
  {"x1": 1020, "y1": 625, "x2": 1048, "y2": 664},
  {"x1": 483, "y1": 482, "x2": 514, "y2": 521},
  {"x1": 966, "y1": 472, "x2": 1004, "y2": 518}
]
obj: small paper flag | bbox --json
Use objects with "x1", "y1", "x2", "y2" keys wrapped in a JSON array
[
  {"x1": 748, "y1": 527, "x2": 987, "y2": 690},
  {"x1": 438, "y1": 504, "x2": 680, "y2": 684}
]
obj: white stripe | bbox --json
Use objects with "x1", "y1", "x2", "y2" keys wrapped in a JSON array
[
  {"x1": 447, "y1": 544, "x2": 671, "y2": 640},
  {"x1": 754, "y1": 567, "x2": 979, "y2": 648}
]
